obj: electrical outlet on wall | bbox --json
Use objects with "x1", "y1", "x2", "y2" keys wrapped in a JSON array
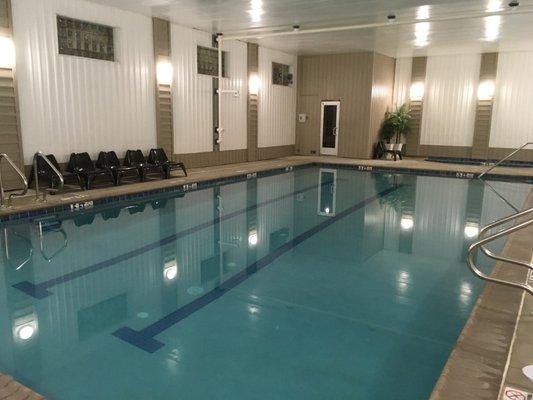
[{"x1": 298, "y1": 114, "x2": 307, "y2": 123}]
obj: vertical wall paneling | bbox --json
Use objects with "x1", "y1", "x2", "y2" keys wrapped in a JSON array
[
  {"x1": 219, "y1": 40, "x2": 247, "y2": 152},
  {"x1": 368, "y1": 53, "x2": 395, "y2": 156},
  {"x1": 490, "y1": 51, "x2": 533, "y2": 161},
  {"x1": 0, "y1": 0, "x2": 24, "y2": 189},
  {"x1": 12, "y1": 0, "x2": 157, "y2": 164},
  {"x1": 471, "y1": 53, "x2": 498, "y2": 160},
  {"x1": 247, "y1": 43, "x2": 259, "y2": 161},
  {"x1": 420, "y1": 54, "x2": 480, "y2": 148},
  {"x1": 172, "y1": 24, "x2": 213, "y2": 155},
  {"x1": 296, "y1": 52, "x2": 375, "y2": 158},
  {"x1": 393, "y1": 57, "x2": 412, "y2": 108},
  {"x1": 406, "y1": 57, "x2": 427, "y2": 157},
  {"x1": 153, "y1": 18, "x2": 173, "y2": 157},
  {"x1": 258, "y1": 47, "x2": 297, "y2": 150}
]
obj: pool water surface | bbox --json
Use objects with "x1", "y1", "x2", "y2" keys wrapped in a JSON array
[{"x1": 0, "y1": 167, "x2": 530, "y2": 399}]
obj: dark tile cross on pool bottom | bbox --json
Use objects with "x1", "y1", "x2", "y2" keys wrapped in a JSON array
[
  {"x1": 113, "y1": 185, "x2": 401, "y2": 353},
  {"x1": 12, "y1": 178, "x2": 337, "y2": 300}
]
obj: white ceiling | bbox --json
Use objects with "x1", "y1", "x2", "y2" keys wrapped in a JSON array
[{"x1": 87, "y1": 0, "x2": 533, "y2": 57}]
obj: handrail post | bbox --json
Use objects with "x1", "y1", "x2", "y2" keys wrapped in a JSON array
[
  {"x1": 467, "y1": 210, "x2": 533, "y2": 295},
  {"x1": 32, "y1": 152, "x2": 65, "y2": 202},
  {"x1": 0, "y1": 153, "x2": 28, "y2": 208},
  {"x1": 478, "y1": 141, "x2": 532, "y2": 179}
]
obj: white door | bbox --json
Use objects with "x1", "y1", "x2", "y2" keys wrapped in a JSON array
[{"x1": 320, "y1": 101, "x2": 340, "y2": 156}]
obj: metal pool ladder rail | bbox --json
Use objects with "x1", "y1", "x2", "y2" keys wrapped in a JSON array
[
  {"x1": 478, "y1": 141, "x2": 532, "y2": 179},
  {"x1": 0, "y1": 153, "x2": 28, "y2": 208},
  {"x1": 467, "y1": 207, "x2": 533, "y2": 295},
  {"x1": 32, "y1": 152, "x2": 64, "y2": 201}
]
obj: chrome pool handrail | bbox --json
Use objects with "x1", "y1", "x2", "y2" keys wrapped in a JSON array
[
  {"x1": 3, "y1": 228, "x2": 34, "y2": 271},
  {"x1": 33, "y1": 152, "x2": 64, "y2": 201},
  {"x1": 0, "y1": 153, "x2": 28, "y2": 208},
  {"x1": 478, "y1": 141, "x2": 532, "y2": 179},
  {"x1": 467, "y1": 207, "x2": 533, "y2": 295},
  {"x1": 479, "y1": 208, "x2": 533, "y2": 271}
]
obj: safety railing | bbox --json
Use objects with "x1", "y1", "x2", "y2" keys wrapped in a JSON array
[
  {"x1": 478, "y1": 142, "x2": 532, "y2": 179},
  {"x1": 2, "y1": 228, "x2": 33, "y2": 270},
  {"x1": 467, "y1": 207, "x2": 533, "y2": 295},
  {"x1": 33, "y1": 152, "x2": 64, "y2": 201},
  {"x1": 0, "y1": 153, "x2": 28, "y2": 208}
]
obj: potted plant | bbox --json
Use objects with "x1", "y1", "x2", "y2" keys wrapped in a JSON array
[{"x1": 381, "y1": 104, "x2": 411, "y2": 153}]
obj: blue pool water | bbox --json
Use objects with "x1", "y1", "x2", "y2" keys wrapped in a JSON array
[{"x1": 0, "y1": 167, "x2": 530, "y2": 399}]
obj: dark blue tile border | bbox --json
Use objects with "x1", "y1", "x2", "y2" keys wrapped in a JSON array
[
  {"x1": 1, "y1": 161, "x2": 531, "y2": 225},
  {"x1": 12, "y1": 176, "x2": 329, "y2": 299},
  {"x1": 112, "y1": 185, "x2": 400, "y2": 353}
]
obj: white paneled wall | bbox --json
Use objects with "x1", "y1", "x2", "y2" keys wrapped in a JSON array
[
  {"x1": 490, "y1": 51, "x2": 533, "y2": 148},
  {"x1": 420, "y1": 54, "x2": 480, "y2": 147},
  {"x1": 172, "y1": 25, "x2": 213, "y2": 154},
  {"x1": 171, "y1": 25, "x2": 248, "y2": 154},
  {"x1": 393, "y1": 57, "x2": 412, "y2": 108},
  {"x1": 219, "y1": 40, "x2": 248, "y2": 151},
  {"x1": 11, "y1": 0, "x2": 156, "y2": 164},
  {"x1": 258, "y1": 47, "x2": 297, "y2": 148}
]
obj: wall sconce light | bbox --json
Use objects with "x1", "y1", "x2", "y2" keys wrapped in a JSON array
[
  {"x1": 0, "y1": 36, "x2": 15, "y2": 69},
  {"x1": 249, "y1": 73, "x2": 261, "y2": 95},
  {"x1": 464, "y1": 222, "x2": 480, "y2": 238},
  {"x1": 248, "y1": 229, "x2": 258, "y2": 247},
  {"x1": 409, "y1": 81, "x2": 425, "y2": 101},
  {"x1": 400, "y1": 215, "x2": 414, "y2": 231},
  {"x1": 13, "y1": 314, "x2": 38, "y2": 343},
  {"x1": 163, "y1": 258, "x2": 178, "y2": 281},
  {"x1": 477, "y1": 80, "x2": 495, "y2": 101},
  {"x1": 156, "y1": 61, "x2": 173, "y2": 85}
]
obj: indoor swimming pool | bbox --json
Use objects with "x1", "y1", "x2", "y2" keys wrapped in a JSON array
[{"x1": 0, "y1": 166, "x2": 530, "y2": 399}]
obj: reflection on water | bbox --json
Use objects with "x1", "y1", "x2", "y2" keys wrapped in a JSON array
[{"x1": 0, "y1": 168, "x2": 530, "y2": 400}]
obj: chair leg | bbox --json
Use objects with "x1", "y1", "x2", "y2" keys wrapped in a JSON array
[
  {"x1": 77, "y1": 175, "x2": 86, "y2": 191},
  {"x1": 86, "y1": 175, "x2": 96, "y2": 190},
  {"x1": 181, "y1": 165, "x2": 187, "y2": 177}
]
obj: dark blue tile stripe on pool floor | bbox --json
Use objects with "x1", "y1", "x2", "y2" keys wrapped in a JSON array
[
  {"x1": 112, "y1": 185, "x2": 400, "y2": 353},
  {"x1": 12, "y1": 178, "x2": 335, "y2": 299}
]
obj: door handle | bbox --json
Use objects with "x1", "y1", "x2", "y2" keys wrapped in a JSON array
[{"x1": 333, "y1": 127, "x2": 338, "y2": 136}]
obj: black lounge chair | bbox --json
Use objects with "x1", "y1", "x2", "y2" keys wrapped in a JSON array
[
  {"x1": 28, "y1": 154, "x2": 77, "y2": 192},
  {"x1": 148, "y1": 148, "x2": 187, "y2": 179},
  {"x1": 97, "y1": 151, "x2": 139, "y2": 185},
  {"x1": 375, "y1": 141, "x2": 403, "y2": 161},
  {"x1": 124, "y1": 149, "x2": 165, "y2": 182},
  {"x1": 67, "y1": 152, "x2": 114, "y2": 190}
]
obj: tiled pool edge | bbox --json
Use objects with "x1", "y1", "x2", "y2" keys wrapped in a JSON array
[
  {"x1": 0, "y1": 372, "x2": 45, "y2": 399},
  {"x1": 1, "y1": 158, "x2": 531, "y2": 224},
  {"x1": 430, "y1": 189, "x2": 533, "y2": 400}
]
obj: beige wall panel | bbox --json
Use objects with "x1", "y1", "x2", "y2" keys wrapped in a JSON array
[
  {"x1": 296, "y1": 52, "x2": 376, "y2": 159},
  {"x1": 153, "y1": 18, "x2": 173, "y2": 157},
  {"x1": 368, "y1": 53, "x2": 395, "y2": 157},
  {"x1": 0, "y1": 0, "x2": 24, "y2": 190},
  {"x1": 295, "y1": 95, "x2": 320, "y2": 155},
  {"x1": 174, "y1": 150, "x2": 248, "y2": 168},
  {"x1": 418, "y1": 145, "x2": 472, "y2": 158},
  {"x1": 247, "y1": 43, "x2": 259, "y2": 162},
  {"x1": 257, "y1": 145, "x2": 295, "y2": 160}
]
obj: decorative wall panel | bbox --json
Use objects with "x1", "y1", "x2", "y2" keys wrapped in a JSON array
[
  {"x1": 393, "y1": 57, "x2": 412, "y2": 108},
  {"x1": 11, "y1": 0, "x2": 156, "y2": 164},
  {"x1": 420, "y1": 54, "x2": 480, "y2": 147},
  {"x1": 258, "y1": 47, "x2": 297, "y2": 148},
  {"x1": 171, "y1": 24, "x2": 213, "y2": 155},
  {"x1": 219, "y1": 40, "x2": 247, "y2": 152},
  {"x1": 490, "y1": 51, "x2": 533, "y2": 149}
]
